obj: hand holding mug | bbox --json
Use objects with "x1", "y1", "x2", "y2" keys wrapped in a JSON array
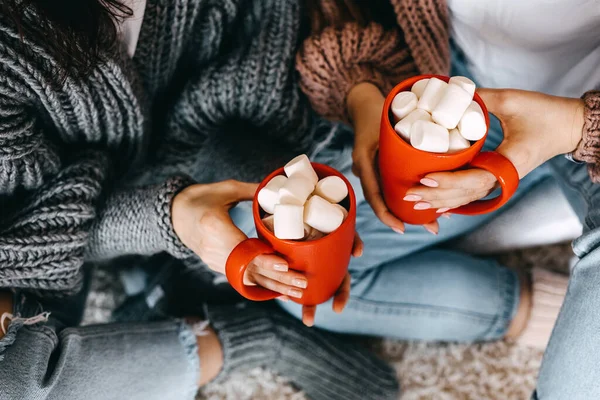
[
  {"x1": 172, "y1": 180, "x2": 311, "y2": 300},
  {"x1": 225, "y1": 163, "x2": 360, "y2": 325},
  {"x1": 403, "y1": 88, "x2": 585, "y2": 212},
  {"x1": 378, "y1": 75, "x2": 520, "y2": 226}
]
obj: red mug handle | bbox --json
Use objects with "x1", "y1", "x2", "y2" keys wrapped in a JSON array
[
  {"x1": 452, "y1": 151, "x2": 519, "y2": 215},
  {"x1": 225, "y1": 238, "x2": 281, "y2": 301}
]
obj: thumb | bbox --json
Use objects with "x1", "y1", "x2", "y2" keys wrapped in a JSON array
[{"x1": 222, "y1": 180, "x2": 259, "y2": 203}]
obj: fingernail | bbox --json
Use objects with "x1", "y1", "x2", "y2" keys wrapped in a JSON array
[
  {"x1": 292, "y1": 278, "x2": 308, "y2": 289},
  {"x1": 425, "y1": 226, "x2": 438, "y2": 235},
  {"x1": 414, "y1": 202, "x2": 431, "y2": 210},
  {"x1": 273, "y1": 263, "x2": 288, "y2": 272},
  {"x1": 403, "y1": 194, "x2": 422, "y2": 201},
  {"x1": 393, "y1": 228, "x2": 405, "y2": 234},
  {"x1": 420, "y1": 178, "x2": 439, "y2": 187},
  {"x1": 288, "y1": 289, "x2": 303, "y2": 298},
  {"x1": 277, "y1": 296, "x2": 289, "y2": 302},
  {"x1": 437, "y1": 207, "x2": 450, "y2": 214},
  {"x1": 442, "y1": 213, "x2": 451, "y2": 219}
]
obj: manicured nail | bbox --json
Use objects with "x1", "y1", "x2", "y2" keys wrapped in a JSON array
[
  {"x1": 403, "y1": 194, "x2": 422, "y2": 201},
  {"x1": 277, "y1": 296, "x2": 289, "y2": 302},
  {"x1": 393, "y1": 228, "x2": 405, "y2": 234},
  {"x1": 273, "y1": 263, "x2": 288, "y2": 272},
  {"x1": 425, "y1": 226, "x2": 438, "y2": 235},
  {"x1": 292, "y1": 278, "x2": 308, "y2": 289},
  {"x1": 437, "y1": 207, "x2": 450, "y2": 214},
  {"x1": 288, "y1": 289, "x2": 303, "y2": 298},
  {"x1": 420, "y1": 178, "x2": 439, "y2": 187},
  {"x1": 414, "y1": 202, "x2": 431, "y2": 210},
  {"x1": 442, "y1": 213, "x2": 451, "y2": 219}
]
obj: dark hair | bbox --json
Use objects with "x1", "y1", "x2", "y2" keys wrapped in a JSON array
[
  {"x1": 304, "y1": 0, "x2": 397, "y2": 34},
  {"x1": 1, "y1": 0, "x2": 132, "y2": 80}
]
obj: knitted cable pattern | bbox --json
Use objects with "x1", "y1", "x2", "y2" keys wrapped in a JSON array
[
  {"x1": 0, "y1": 151, "x2": 108, "y2": 293},
  {"x1": 392, "y1": 0, "x2": 450, "y2": 75},
  {"x1": 574, "y1": 91, "x2": 600, "y2": 182},
  {"x1": 297, "y1": 22, "x2": 415, "y2": 123},
  {"x1": 0, "y1": 0, "x2": 323, "y2": 294},
  {"x1": 85, "y1": 175, "x2": 194, "y2": 260},
  {"x1": 296, "y1": 0, "x2": 450, "y2": 123},
  {"x1": 0, "y1": 4, "x2": 160, "y2": 293},
  {"x1": 156, "y1": 0, "x2": 315, "y2": 183}
]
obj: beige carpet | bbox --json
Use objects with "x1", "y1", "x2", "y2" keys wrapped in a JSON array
[{"x1": 85, "y1": 244, "x2": 573, "y2": 400}]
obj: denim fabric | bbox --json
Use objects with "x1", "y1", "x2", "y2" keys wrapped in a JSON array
[
  {"x1": 230, "y1": 48, "x2": 556, "y2": 341},
  {"x1": 0, "y1": 282, "x2": 199, "y2": 400},
  {"x1": 530, "y1": 156, "x2": 600, "y2": 400}
]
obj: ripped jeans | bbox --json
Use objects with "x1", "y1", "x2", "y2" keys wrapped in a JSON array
[{"x1": 0, "y1": 268, "x2": 200, "y2": 400}]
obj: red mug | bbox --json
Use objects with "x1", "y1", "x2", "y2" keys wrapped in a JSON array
[
  {"x1": 379, "y1": 74, "x2": 519, "y2": 225},
  {"x1": 225, "y1": 163, "x2": 357, "y2": 306}
]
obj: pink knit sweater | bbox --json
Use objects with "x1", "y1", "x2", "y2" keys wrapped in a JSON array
[
  {"x1": 296, "y1": 0, "x2": 449, "y2": 123},
  {"x1": 297, "y1": 0, "x2": 600, "y2": 181}
]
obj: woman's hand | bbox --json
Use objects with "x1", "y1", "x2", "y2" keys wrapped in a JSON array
[
  {"x1": 403, "y1": 88, "x2": 585, "y2": 213},
  {"x1": 172, "y1": 180, "x2": 310, "y2": 299},
  {"x1": 172, "y1": 180, "x2": 363, "y2": 320},
  {"x1": 348, "y1": 82, "x2": 440, "y2": 234}
]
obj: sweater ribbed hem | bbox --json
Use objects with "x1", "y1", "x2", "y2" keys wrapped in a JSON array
[
  {"x1": 157, "y1": 176, "x2": 195, "y2": 259},
  {"x1": 574, "y1": 91, "x2": 600, "y2": 183},
  {"x1": 297, "y1": 21, "x2": 414, "y2": 124}
]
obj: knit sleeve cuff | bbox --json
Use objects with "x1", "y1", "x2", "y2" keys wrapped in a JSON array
[
  {"x1": 157, "y1": 176, "x2": 196, "y2": 259},
  {"x1": 86, "y1": 176, "x2": 195, "y2": 261},
  {"x1": 296, "y1": 22, "x2": 415, "y2": 124},
  {"x1": 573, "y1": 91, "x2": 600, "y2": 183}
]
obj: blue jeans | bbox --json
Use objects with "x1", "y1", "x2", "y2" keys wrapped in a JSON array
[
  {"x1": 0, "y1": 268, "x2": 200, "y2": 400},
  {"x1": 231, "y1": 49, "x2": 555, "y2": 341},
  {"x1": 531, "y1": 156, "x2": 600, "y2": 400},
  {"x1": 232, "y1": 134, "x2": 553, "y2": 340}
]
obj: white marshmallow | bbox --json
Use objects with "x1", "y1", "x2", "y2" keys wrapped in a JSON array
[
  {"x1": 458, "y1": 101, "x2": 487, "y2": 141},
  {"x1": 417, "y1": 78, "x2": 448, "y2": 112},
  {"x1": 448, "y1": 128, "x2": 470, "y2": 153},
  {"x1": 394, "y1": 108, "x2": 431, "y2": 142},
  {"x1": 431, "y1": 84, "x2": 473, "y2": 129},
  {"x1": 257, "y1": 175, "x2": 287, "y2": 214},
  {"x1": 284, "y1": 154, "x2": 318, "y2": 185},
  {"x1": 449, "y1": 76, "x2": 476, "y2": 97},
  {"x1": 314, "y1": 176, "x2": 348, "y2": 204},
  {"x1": 266, "y1": 215, "x2": 312, "y2": 237},
  {"x1": 391, "y1": 91, "x2": 418, "y2": 121},
  {"x1": 278, "y1": 176, "x2": 314, "y2": 206},
  {"x1": 273, "y1": 204, "x2": 305, "y2": 239},
  {"x1": 262, "y1": 215, "x2": 275, "y2": 232},
  {"x1": 411, "y1": 78, "x2": 429, "y2": 98},
  {"x1": 410, "y1": 120, "x2": 449, "y2": 153},
  {"x1": 334, "y1": 204, "x2": 348, "y2": 220},
  {"x1": 304, "y1": 195, "x2": 345, "y2": 234}
]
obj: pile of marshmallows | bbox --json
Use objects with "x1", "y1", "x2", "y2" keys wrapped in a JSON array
[
  {"x1": 392, "y1": 76, "x2": 486, "y2": 153},
  {"x1": 257, "y1": 155, "x2": 348, "y2": 240}
]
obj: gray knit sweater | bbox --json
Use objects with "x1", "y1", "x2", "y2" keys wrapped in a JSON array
[{"x1": 0, "y1": 0, "x2": 316, "y2": 293}]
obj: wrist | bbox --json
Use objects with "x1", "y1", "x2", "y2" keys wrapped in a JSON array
[
  {"x1": 565, "y1": 98, "x2": 585, "y2": 155},
  {"x1": 347, "y1": 82, "x2": 385, "y2": 125}
]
